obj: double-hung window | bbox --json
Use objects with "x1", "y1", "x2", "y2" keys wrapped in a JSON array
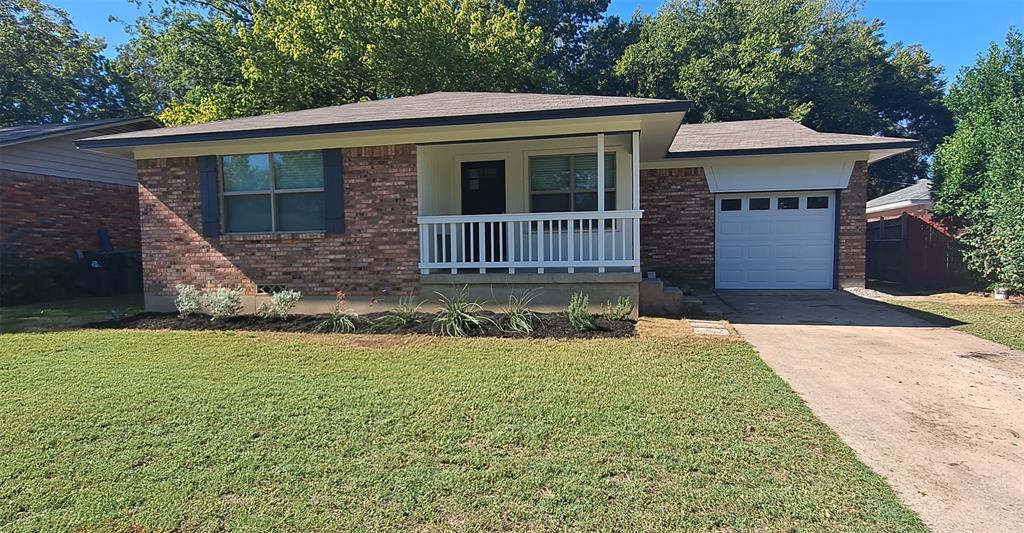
[
  {"x1": 221, "y1": 151, "x2": 325, "y2": 233},
  {"x1": 529, "y1": 153, "x2": 616, "y2": 212}
]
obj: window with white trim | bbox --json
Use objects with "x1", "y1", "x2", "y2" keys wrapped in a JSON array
[
  {"x1": 220, "y1": 151, "x2": 325, "y2": 233},
  {"x1": 529, "y1": 153, "x2": 615, "y2": 212}
]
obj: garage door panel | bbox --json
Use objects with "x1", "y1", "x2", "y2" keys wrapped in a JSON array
[{"x1": 715, "y1": 191, "x2": 835, "y2": 289}]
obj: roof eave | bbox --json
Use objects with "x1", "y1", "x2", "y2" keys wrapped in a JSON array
[
  {"x1": 76, "y1": 101, "x2": 691, "y2": 150},
  {"x1": 1, "y1": 117, "x2": 161, "y2": 149},
  {"x1": 866, "y1": 198, "x2": 933, "y2": 213},
  {"x1": 665, "y1": 140, "x2": 919, "y2": 160}
]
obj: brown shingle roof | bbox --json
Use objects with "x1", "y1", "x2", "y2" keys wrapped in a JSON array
[
  {"x1": 0, "y1": 117, "x2": 159, "y2": 148},
  {"x1": 77, "y1": 92, "x2": 688, "y2": 148},
  {"x1": 668, "y1": 118, "x2": 917, "y2": 158}
]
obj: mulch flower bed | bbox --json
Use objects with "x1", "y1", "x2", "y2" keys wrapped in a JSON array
[{"x1": 90, "y1": 311, "x2": 635, "y2": 339}]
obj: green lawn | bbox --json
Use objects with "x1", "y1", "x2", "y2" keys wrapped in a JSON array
[
  {"x1": 0, "y1": 295, "x2": 143, "y2": 333},
  {"x1": 0, "y1": 330, "x2": 923, "y2": 531},
  {"x1": 888, "y1": 294, "x2": 1024, "y2": 350}
]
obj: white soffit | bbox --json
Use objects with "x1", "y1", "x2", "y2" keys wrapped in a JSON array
[{"x1": 645, "y1": 152, "x2": 867, "y2": 193}]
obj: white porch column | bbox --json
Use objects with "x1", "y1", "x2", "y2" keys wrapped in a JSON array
[
  {"x1": 597, "y1": 133, "x2": 606, "y2": 272},
  {"x1": 632, "y1": 130, "x2": 641, "y2": 272},
  {"x1": 597, "y1": 133, "x2": 605, "y2": 211}
]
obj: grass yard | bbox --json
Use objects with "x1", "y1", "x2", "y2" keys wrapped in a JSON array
[
  {"x1": 0, "y1": 295, "x2": 143, "y2": 334},
  {"x1": 886, "y1": 293, "x2": 1024, "y2": 351},
  {"x1": 0, "y1": 329, "x2": 924, "y2": 531}
]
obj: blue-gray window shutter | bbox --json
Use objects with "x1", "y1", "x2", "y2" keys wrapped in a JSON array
[
  {"x1": 198, "y1": 155, "x2": 220, "y2": 237},
  {"x1": 323, "y1": 149, "x2": 345, "y2": 234}
]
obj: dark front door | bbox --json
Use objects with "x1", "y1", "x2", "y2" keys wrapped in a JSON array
[
  {"x1": 461, "y1": 161, "x2": 506, "y2": 215},
  {"x1": 461, "y1": 161, "x2": 506, "y2": 263}
]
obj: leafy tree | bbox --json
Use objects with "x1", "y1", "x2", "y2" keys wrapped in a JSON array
[
  {"x1": 0, "y1": 0, "x2": 138, "y2": 126},
  {"x1": 118, "y1": 0, "x2": 549, "y2": 125},
  {"x1": 562, "y1": 13, "x2": 643, "y2": 95},
  {"x1": 497, "y1": 0, "x2": 612, "y2": 90},
  {"x1": 615, "y1": 0, "x2": 951, "y2": 195},
  {"x1": 933, "y1": 29, "x2": 1024, "y2": 291}
]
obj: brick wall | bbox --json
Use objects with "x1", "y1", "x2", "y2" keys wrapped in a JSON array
[
  {"x1": 639, "y1": 167, "x2": 714, "y2": 284},
  {"x1": 838, "y1": 160, "x2": 869, "y2": 287},
  {"x1": 136, "y1": 145, "x2": 419, "y2": 298},
  {"x1": 0, "y1": 169, "x2": 140, "y2": 261}
]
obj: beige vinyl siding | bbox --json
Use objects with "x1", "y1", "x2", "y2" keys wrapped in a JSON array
[{"x1": 0, "y1": 130, "x2": 139, "y2": 186}]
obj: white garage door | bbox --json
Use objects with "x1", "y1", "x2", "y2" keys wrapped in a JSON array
[{"x1": 715, "y1": 191, "x2": 836, "y2": 289}]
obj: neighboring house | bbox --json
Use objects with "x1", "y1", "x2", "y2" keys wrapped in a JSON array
[
  {"x1": 76, "y1": 92, "x2": 916, "y2": 313},
  {"x1": 865, "y1": 180, "x2": 971, "y2": 290},
  {"x1": 0, "y1": 117, "x2": 161, "y2": 263},
  {"x1": 866, "y1": 179, "x2": 933, "y2": 221}
]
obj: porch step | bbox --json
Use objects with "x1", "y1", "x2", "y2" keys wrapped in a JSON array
[{"x1": 639, "y1": 278, "x2": 704, "y2": 317}]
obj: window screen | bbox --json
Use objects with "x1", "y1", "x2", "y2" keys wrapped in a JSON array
[
  {"x1": 529, "y1": 153, "x2": 615, "y2": 213},
  {"x1": 221, "y1": 150, "x2": 325, "y2": 233}
]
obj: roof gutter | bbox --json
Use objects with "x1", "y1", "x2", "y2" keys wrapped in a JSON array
[{"x1": 76, "y1": 101, "x2": 691, "y2": 150}]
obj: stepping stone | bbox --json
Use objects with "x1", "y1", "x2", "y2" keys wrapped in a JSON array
[
  {"x1": 689, "y1": 320, "x2": 726, "y2": 328},
  {"x1": 693, "y1": 327, "x2": 730, "y2": 336}
]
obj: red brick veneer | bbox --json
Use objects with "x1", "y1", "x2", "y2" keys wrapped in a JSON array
[
  {"x1": 838, "y1": 160, "x2": 869, "y2": 287},
  {"x1": 136, "y1": 145, "x2": 419, "y2": 297},
  {"x1": 639, "y1": 167, "x2": 714, "y2": 284},
  {"x1": 0, "y1": 169, "x2": 141, "y2": 261}
]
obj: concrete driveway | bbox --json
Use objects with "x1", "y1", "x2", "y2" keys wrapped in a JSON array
[{"x1": 718, "y1": 290, "x2": 1024, "y2": 533}]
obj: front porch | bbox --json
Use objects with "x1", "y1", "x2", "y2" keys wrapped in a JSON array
[{"x1": 416, "y1": 132, "x2": 643, "y2": 276}]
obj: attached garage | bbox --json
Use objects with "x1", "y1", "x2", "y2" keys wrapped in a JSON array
[{"x1": 715, "y1": 191, "x2": 836, "y2": 289}]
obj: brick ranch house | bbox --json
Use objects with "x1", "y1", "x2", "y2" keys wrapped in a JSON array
[
  {"x1": 1, "y1": 118, "x2": 160, "y2": 265},
  {"x1": 76, "y1": 93, "x2": 916, "y2": 314}
]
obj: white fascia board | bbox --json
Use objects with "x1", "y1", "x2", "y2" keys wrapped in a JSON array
[{"x1": 865, "y1": 199, "x2": 933, "y2": 214}]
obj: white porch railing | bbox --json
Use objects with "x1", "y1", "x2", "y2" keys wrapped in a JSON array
[{"x1": 418, "y1": 210, "x2": 642, "y2": 274}]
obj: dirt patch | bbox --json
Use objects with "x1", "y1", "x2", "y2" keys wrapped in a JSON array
[{"x1": 88, "y1": 311, "x2": 634, "y2": 339}]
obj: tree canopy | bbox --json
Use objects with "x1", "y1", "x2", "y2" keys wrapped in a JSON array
[
  {"x1": 6, "y1": 0, "x2": 961, "y2": 198},
  {"x1": 615, "y1": 0, "x2": 952, "y2": 195},
  {"x1": 0, "y1": 0, "x2": 136, "y2": 126},
  {"x1": 933, "y1": 29, "x2": 1024, "y2": 291},
  {"x1": 117, "y1": 0, "x2": 549, "y2": 125}
]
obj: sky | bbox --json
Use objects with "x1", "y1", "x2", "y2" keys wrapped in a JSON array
[{"x1": 51, "y1": 0, "x2": 1024, "y2": 84}]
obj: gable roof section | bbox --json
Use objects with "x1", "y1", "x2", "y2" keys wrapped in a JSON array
[
  {"x1": 667, "y1": 118, "x2": 918, "y2": 159},
  {"x1": 866, "y1": 179, "x2": 933, "y2": 209},
  {"x1": 0, "y1": 117, "x2": 160, "y2": 148},
  {"x1": 77, "y1": 92, "x2": 690, "y2": 149}
]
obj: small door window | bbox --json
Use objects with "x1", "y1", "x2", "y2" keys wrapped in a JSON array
[
  {"x1": 749, "y1": 198, "x2": 770, "y2": 210},
  {"x1": 778, "y1": 197, "x2": 800, "y2": 210},
  {"x1": 807, "y1": 196, "x2": 829, "y2": 209},
  {"x1": 720, "y1": 198, "x2": 742, "y2": 211}
]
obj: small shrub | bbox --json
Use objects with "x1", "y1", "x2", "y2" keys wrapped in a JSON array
[
  {"x1": 257, "y1": 289, "x2": 302, "y2": 318},
  {"x1": 255, "y1": 302, "x2": 274, "y2": 318},
  {"x1": 433, "y1": 288, "x2": 494, "y2": 337},
  {"x1": 503, "y1": 290, "x2": 539, "y2": 335},
  {"x1": 174, "y1": 283, "x2": 202, "y2": 318},
  {"x1": 370, "y1": 297, "x2": 424, "y2": 331},
  {"x1": 313, "y1": 310, "x2": 359, "y2": 333},
  {"x1": 313, "y1": 290, "x2": 359, "y2": 333},
  {"x1": 603, "y1": 296, "x2": 634, "y2": 321},
  {"x1": 567, "y1": 292, "x2": 596, "y2": 331},
  {"x1": 204, "y1": 287, "x2": 243, "y2": 321}
]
